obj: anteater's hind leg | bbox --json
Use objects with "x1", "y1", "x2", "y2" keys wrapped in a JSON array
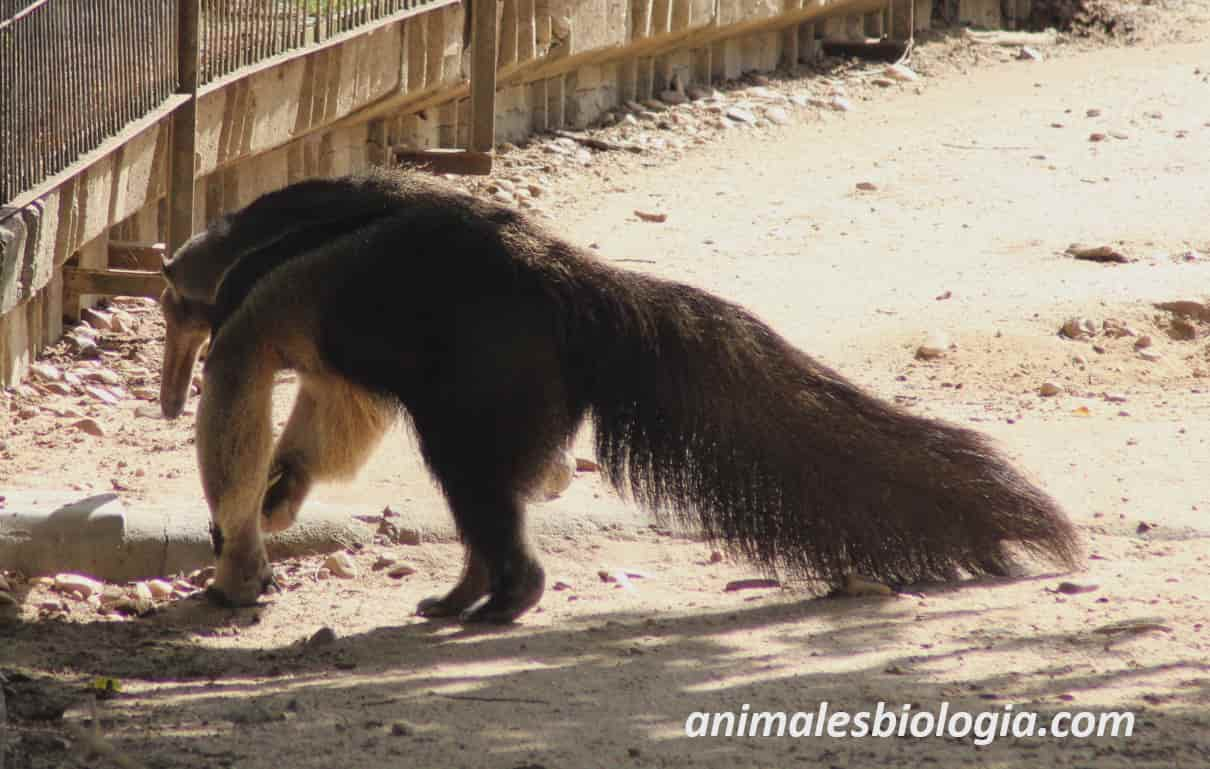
[
  {"x1": 416, "y1": 548, "x2": 491, "y2": 619},
  {"x1": 262, "y1": 374, "x2": 395, "y2": 532},
  {"x1": 411, "y1": 409, "x2": 557, "y2": 623},
  {"x1": 409, "y1": 369, "x2": 575, "y2": 622}
]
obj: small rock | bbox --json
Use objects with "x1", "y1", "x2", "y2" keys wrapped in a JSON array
[
  {"x1": 396, "y1": 527, "x2": 422, "y2": 546},
  {"x1": 1155, "y1": 300, "x2": 1210, "y2": 321},
  {"x1": 99, "y1": 584, "x2": 127, "y2": 607},
  {"x1": 1110, "y1": 130, "x2": 1129, "y2": 140},
  {"x1": 188, "y1": 566, "x2": 216, "y2": 587},
  {"x1": 871, "y1": 77, "x2": 895, "y2": 88},
  {"x1": 1103, "y1": 392, "x2": 1128, "y2": 403},
  {"x1": 526, "y1": 183, "x2": 546, "y2": 198},
  {"x1": 492, "y1": 190, "x2": 515, "y2": 205},
  {"x1": 708, "y1": 550, "x2": 724, "y2": 564},
  {"x1": 371, "y1": 556, "x2": 396, "y2": 572},
  {"x1": 73, "y1": 418, "x2": 105, "y2": 437},
  {"x1": 112, "y1": 594, "x2": 155, "y2": 617},
  {"x1": 639, "y1": 99, "x2": 668, "y2": 113},
  {"x1": 1168, "y1": 318, "x2": 1198, "y2": 341},
  {"x1": 1102, "y1": 318, "x2": 1136, "y2": 337},
  {"x1": 390, "y1": 722, "x2": 415, "y2": 737},
  {"x1": 315, "y1": 568, "x2": 331, "y2": 580},
  {"x1": 81, "y1": 308, "x2": 114, "y2": 331},
  {"x1": 1066, "y1": 243, "x2": 1129, "y2": 263},
  {"x1": 764, "y1": 106, "x2": 790, "y2": 126},
  {"x1": 324, "y1": 552, "x2": 357, "y2": 579},
  {"x1": 146, "y1": 579, "x2": 174, "y2": 600},
  {"x1": 724, "y1": 578, "x2": 780, "y2": 592},
  {"x1": 725, "y1": 107, "x2": 758, "y2": 125},
  {"x1": 1089, "y1": 132, "x2": 1107, "y2": 142},
  {"x1": 884, "y1": 63, "x2": 919, "y2": 81},
  {"x1": 659, "y1": 89, "x2": 688, "y2": 105},
  {"x1": 376, "y1": 518, "x2": 400, "y2": 542},
  {"x1": 1039, "y1": 382, "x2": 1062, "y2": 397},
  {"x1": 1055, "y1": 581, "x2": 1098, "y2": 595},
  {"x1": 1086, "y1": 108, "x2": 1103, "y2": 117},
  {"x1": 1061, "y1": 318, "x2": 1095, "y2": 340},
  {"x1": 54, "y1": 573, "x2": 103, "y2": 599},
  {"x1": 30, "y1": 363, "x2": 62, "y2": 381},
  {"x1": 387, "y1": 563, "x2": 417, "y2": 579},
  {"x1": 829, "y1": 96, "x2": 854, "y2": 112},
  {"x1": 307, "y1": 627, "x2": 337, "y2": 646},
  {"x1": 916, "y1": 332, "x2": 951, "y2": 360},
  {"x1": 67, "y1": 335, "x2": 99, "y2": 358},
  {"x1": 1017, "y1": 46, "x2": 1043, "y2": 61},
  {"x1": 686, "y1": 85, "x2": 718, "y2": 101},
  {"x1": 1138, "y1": 350, "x2": 1161, "y2": 362},
  {"x1": 134, "y1": 405, "x2": 163, "y2": 420},
  {"x1": 855, "y1": 181, "x2": 878, "y2": 191},
  {"x1": 552, "y1": 580, "x2": 573, "y2": 591},
  {"x1": 634, "y1": 210, "x2": 667, "y2": 223},
  {"x1": 1134, "y1": 335, "x2": 1153, "y2": 349},
  {"x1": 84, "y1": 385, "x2": 119, "y2": 405}
]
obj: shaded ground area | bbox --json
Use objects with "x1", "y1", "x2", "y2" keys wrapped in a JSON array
[{"x1": 4, "y1": 6, "x2": 1210, "y2": 768}]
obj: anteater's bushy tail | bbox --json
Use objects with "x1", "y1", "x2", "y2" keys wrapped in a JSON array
[{"x1": 576, "y1": 267, "x2": 1080, "y2": 586}]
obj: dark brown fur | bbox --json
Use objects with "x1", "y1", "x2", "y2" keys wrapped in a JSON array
[{"x1": 169, "y1": 167, "x2": 1081, "y2": 621}]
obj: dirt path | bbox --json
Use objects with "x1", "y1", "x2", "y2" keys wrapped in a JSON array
[{"x1": 5, "y1": 13, "x2": 1210, "y2": 769}]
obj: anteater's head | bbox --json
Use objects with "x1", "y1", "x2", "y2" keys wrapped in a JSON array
[{"x1": 158, "y1": 224, "x2": 230, "y2": 420}]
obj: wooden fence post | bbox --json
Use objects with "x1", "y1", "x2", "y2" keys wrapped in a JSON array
[
  {"x1": 470, "y1": 0, "x2": 498, "y2": 155},
  {"x1": 169, "y1": 0, "x2": 200, "y2": 261}
]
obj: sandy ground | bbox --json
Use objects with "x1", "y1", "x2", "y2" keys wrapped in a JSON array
[{"x1": 4, "y1": 7, "x2": 1210, "y2": 768}]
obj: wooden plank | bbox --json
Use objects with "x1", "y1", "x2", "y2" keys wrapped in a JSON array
[
  {"x1": 107, "y1": 240, "x2": 167, "y2": 271},
  {"x1": 170, "y1": 0, "x2": 200, "y2": 260},
  {"x1": 499, "y1": 0, "x2": 518, "y2": 67},
  {"x1": 62, "y1": 267, "x2": 165, "y2": 301},
  {"x1": 426, "y1": 10, "x2": 447, "y2": 87},
  {"x1": 517, "y1": 0, "x2": 536, "y2": 61},
  {"x1": 470, "y1": 0, "x2": 498, "y2": 153}
]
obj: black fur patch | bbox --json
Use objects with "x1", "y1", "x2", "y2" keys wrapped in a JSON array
[{"x1": 209, "y1": 521, "x2": 224, "y2": 557}]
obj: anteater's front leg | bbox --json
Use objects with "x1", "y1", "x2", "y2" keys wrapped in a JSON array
[{"x1": 196, "y1": 332, "x2": 278, "y2": 607}]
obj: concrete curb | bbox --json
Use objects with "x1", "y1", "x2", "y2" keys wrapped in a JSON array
[
  {"x1": 0, "y1": 491, "x2": 380, "y2": 582},
  {"x1": 0, "y1": 485, "x2": 659, "y2": 582}
]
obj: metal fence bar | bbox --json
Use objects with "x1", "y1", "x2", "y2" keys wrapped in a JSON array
[{"x1": 1, "y1": 0, "x2": 453, "y2": 205}]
